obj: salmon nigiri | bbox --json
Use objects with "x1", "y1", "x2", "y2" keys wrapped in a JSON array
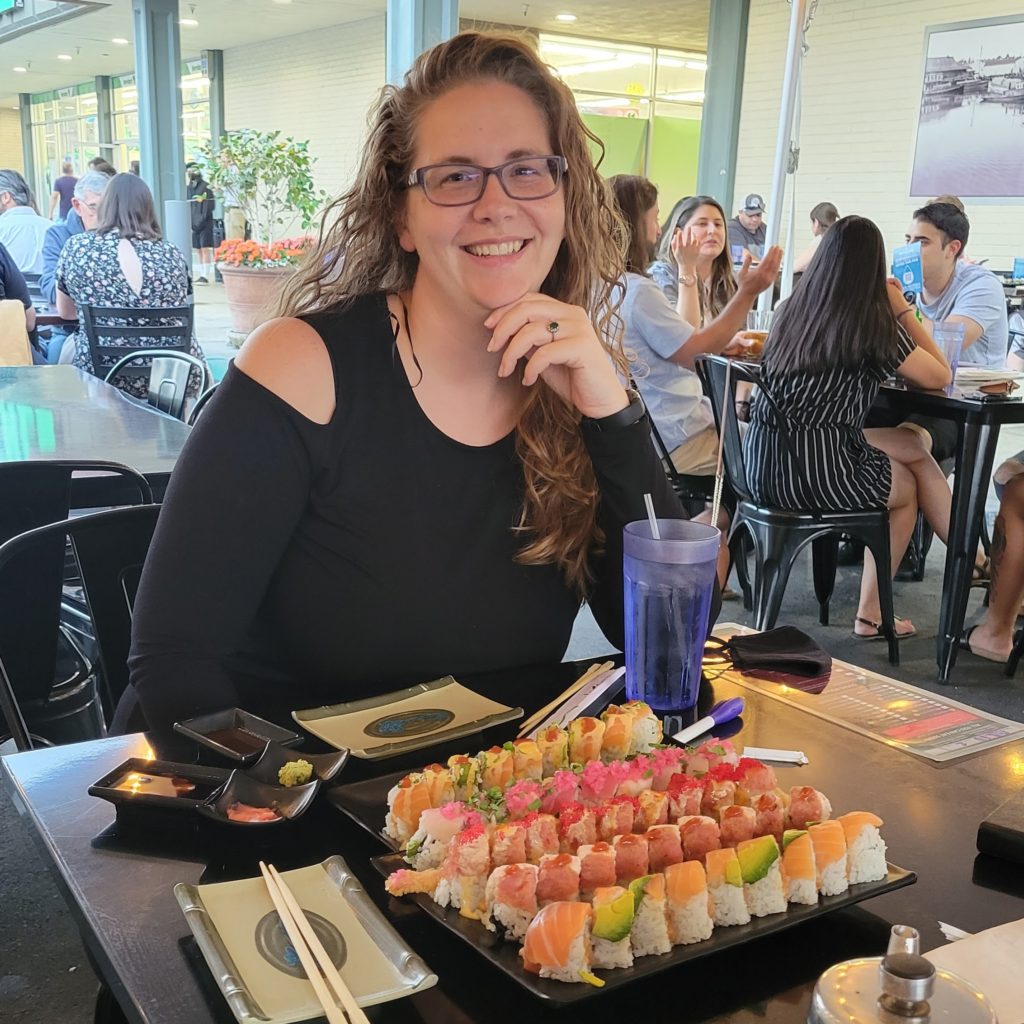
[
  {"x1": 781, "y1": 829, "x2": 818, "y2": 905},
  {"x1": 521, "y1": 901, "x2": 600, "y2": 985},
  {"x1": 386, "y1": 774, "x2": 432, "y2": 844},
  {"x1": 808, "y1": 819, "x2": 848, "y2": 895},
  {"x1": 837, "y1": 811, "x2": 887, "y2": 884}
]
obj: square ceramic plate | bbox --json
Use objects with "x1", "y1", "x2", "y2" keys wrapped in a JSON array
[
  {"x1": 292, "y1": 675, "x2": 522, "y2": 759},
  {"x1": 175, "y1": 855, "x2": 437, "y2": 1024}
]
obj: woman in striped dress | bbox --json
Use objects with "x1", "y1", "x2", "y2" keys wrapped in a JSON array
[{"x1": 746, "y1": 215, "x2": 952, "y2": 639}]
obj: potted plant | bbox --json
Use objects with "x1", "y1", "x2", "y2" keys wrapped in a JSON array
[{"x1": 201, "y1": 130, "x2": 325, "y2": 338}]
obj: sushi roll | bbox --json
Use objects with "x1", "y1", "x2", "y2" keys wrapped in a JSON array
[
  {"x1": 558, "y1": 803, "x2": 598, "y2": 854},
  {"x1": 649, "y1": 746, "x2": 687, "y2": 791},
  {"x1": 568, "y1": 717, "x2": 606, "y2": 765},
  {"x1": 667, "y1": 773, "x2": 703, "y2": 819},
  {"x1": 646, "y1": 824, "x2": 684, "y2": 872},
  {"x1": 597, "y1": 796, "x2": 636, "y2": 842},
  {"x1": 704, "y1": 847, "x2": 750, "y2": 926},
  {"x1": 837, "y1": 812, "x2": 887, "y2": 884},
  {"x1": 701, "y1": 765, "x2": 739, "y2": 821},
  {"x1": 491, "y1": 820, "x2": 528, "y2": 867},
  {"x1": 719, "y1": 805, "x2": 757, "y2": 849},
  {"x1": 478, "y1": 746, "x2": 514, "y2": 791},
  {"x1": 385, "y1": 773, "x2": 432, "y2": 844},
  {"x1": 504, "y1": 779, "x2": 543, "y2": 820},
  {"x1": 435, "y1": 822, "x2": 491, "y2": 920},
  {"x1": 736, "y1": 835, "x2": 787, "y2": 917},
  {"x1": 612, "y1": 832, "x2": 650, "y2": 884},
  {"x1": 446, "y1": 754, "x2": 479, "y2": 803},
  {"x1": 735, "y1": 757, "x2": 778, "y2": 804},
  {"x1": 535, "y1": 725, "x2": 569, "y2": 777},
  {"x1": 619, "y1": 700, "x2": 663, "y2": 753},
  {"x1": 384, "y1": 866, "x2": 442, "y2": 898},
  {"x1": 808, "y1": 820, "x2": 848, "y2": 896},
  {"x1": 694, "y1": 738, "x2": 739, "y2": 769},
  {"x1": 578, "y1": 760, "x2": 618, "y2": 807},
  {"x1": 615, "y1": 755, "x2": 654, "y2": 799},
  {"x1": 578, "y1": 842, "x2": 618, "y2": 893},
  {"x1": 599, "y1": 707, "x2": 633, "y2": 763},
  {"x1": 403, "y1": 802, "x2": 484, "y2": 870},
  {"x1": 536, "y1": 852, "x2": 581, "y2": 905},
  {"x1": 419, "y1": 763, "x2": 455, "y2": 808},
  {"x1": 781, "y1": 829, "x2": 818, "y2": 905},
  {"x1": 521, "y1": 812, "x2": 560, "y2": 863},
  {"x1": 590, "y1": 886, "x2": 635, "y2": 969},
  {"x1": 509, "y1": 738, "x2": 543, "y2": 781},
  {"x1": 679, "y1": 815, "x2": 722, "y2": 862},
  {"x1": 637, "y1": 789, "x2": 670, "y2": 830},
  {"x1": 752, "y1": 790, "x2": 786, "y2": 842},
  {"x1": 664, "y1": 861, "x2": 715, "y2": 945},
  {"x1": 521, "y1": 901, "x2": 600, "y2": 986},
  {"x1": 539, "y1": 770, "x2": 580, "y2": 816},
  {"x1": 484, "y1": 863, "x2": 539, "y2": 941},
  {"x1": 627, "y1": 873, "x2": 672, "y2": 956},
  {"x1": 789, "y1": 786, "x2": 833, "y2": 830}
]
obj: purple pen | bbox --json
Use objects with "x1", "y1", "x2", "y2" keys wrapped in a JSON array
[{"x1": 670, "y1": 697, "x2": 745, "y2": 746}]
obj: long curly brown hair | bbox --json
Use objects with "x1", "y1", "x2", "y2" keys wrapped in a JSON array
[{"x1": 277, "y1": 32, "x2": 629, "y2": 595}]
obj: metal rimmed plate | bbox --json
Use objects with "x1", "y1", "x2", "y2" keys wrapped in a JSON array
[
  {"x1": 175, "y1": 855, "x2": 437, "y2": 1024},
  {"x1": 371, "y1": 853, "x2": 915, "y2": 1004}
]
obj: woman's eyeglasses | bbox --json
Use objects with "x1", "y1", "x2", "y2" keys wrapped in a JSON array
[{"x1": 404, "y1": 155, "x2": 567, "y2": 207}]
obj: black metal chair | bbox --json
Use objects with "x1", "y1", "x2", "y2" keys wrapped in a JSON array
[
  {"x1": 81, "y1": 303, "x2": 196, "y2": 394},
  {"x1": 0, "y1": 462, "x2": 152, "y2": 749},
  {"x1": 643, "y1": 396, "x2": 717, "y2": 518},
  {"x1": 696, "y1": 355, "x2": 900, "y2": 664},
  {"x1": 0, "y1": 504, "x2": 160, "y2": 751},
  {"x1": 186, "y1": 380, "x2": 219, "y2": 426},
  {"x1": 103, "y1": 349, "x2": 211, "y2": 421}
]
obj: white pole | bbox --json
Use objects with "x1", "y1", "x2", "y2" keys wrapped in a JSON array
[
  {"x1": 780, "y1": 59, "x2": 803, "y2": 300},
  {"x1": 758, "y1": 0, "x2": 809, "y2": 314}
]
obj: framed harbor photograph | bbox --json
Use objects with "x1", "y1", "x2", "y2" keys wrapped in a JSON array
[{"x1": 910, "y1": 14, "x2": 1024, "y2": 199}]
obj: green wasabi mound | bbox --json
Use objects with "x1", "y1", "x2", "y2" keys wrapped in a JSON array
[{"x1": 278, "y1": 759, "x2": 314, "y2": 787}]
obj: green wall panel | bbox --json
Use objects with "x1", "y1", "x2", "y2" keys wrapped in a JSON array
[
  {"x1": 582, "y1": 114, "x2": 647, "y2": 178},
  {"x1": 648, "y1": 116, "x2": 701, "y2": 210}
]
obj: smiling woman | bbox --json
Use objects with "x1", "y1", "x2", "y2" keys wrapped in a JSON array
[{"x1": 122, "y1": 32, "x2": 698, "y2": 734}]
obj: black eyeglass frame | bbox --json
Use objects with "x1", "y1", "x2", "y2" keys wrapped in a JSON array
[{"x1": 403, "y1": 155, "x2": 568, "y2": 207}]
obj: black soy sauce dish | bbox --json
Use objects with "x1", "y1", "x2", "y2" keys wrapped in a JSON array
[
  {"x1": 173, "y1": 707, "x2": 303, "y2": 764},
  {"x1": 196, "y1": 769, "x2": 319, "y2": 829},
  {"x1": 245, "y1": 742, "x2": 349, "y2": 787}
]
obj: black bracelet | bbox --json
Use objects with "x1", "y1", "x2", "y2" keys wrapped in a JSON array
[{"x1": 582, "y1": 388, "x2": 646, "y2": 432}]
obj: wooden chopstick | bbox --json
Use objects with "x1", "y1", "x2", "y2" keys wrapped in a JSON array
[
  {"x1": 516, "y1": 660, "x2": 614, "y2": 738},
  {"x1": 258, "y1": 862, "x2": 353, "y2": 1024},
  {"x1": 266, "y1": 864, "x2": 371, "y2": 1024}
]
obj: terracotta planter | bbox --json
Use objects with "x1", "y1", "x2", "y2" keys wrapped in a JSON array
[{"x1": 218, "y1": 265, "x2": 295, "y2": 336}]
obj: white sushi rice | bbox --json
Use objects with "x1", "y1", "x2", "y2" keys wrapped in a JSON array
[
  {"x1": 591, "y1": 934, "x2": 634, "y2": 970},
  {"x1": 709, "y1": 882, "x2": 751, "y2": 926},
  {"x1": 667, "y1": 893, "x2": 714, "y2": 945},
  {"x1": 539, "y1": 929, "x2": 591, "y2": 984},
  {"x1": 631, "y1": 715, "x2": 661, "y2": 754},
  {"x1": 631, "y1": 893, "x2": 672, "y2": 956},
  {"x1": 482, "y1": 867, "x2": 537, "y2": 940},
  {"x1": 847, "y1": 826, "x2": 887, "y2": 884},
  {"x1": 818, "y1": 855, "x2": 849, "y2": 896},
  {"x1": 785, "y1": 875, "x2": 818, "y2": 906},
  {"x1": 403, "y1": 829, "x2": 447, "y2": 871},
  {"x1": 744, "y1": 862, "x2": 787, "y2": 917}
]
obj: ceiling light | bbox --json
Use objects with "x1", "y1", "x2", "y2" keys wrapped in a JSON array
[
  {"x1": 272, "y1": 0, "x2": 292, "y2": 4},
  {"x1": 555, "y1": 13, "x2": 577, "y2": 22},
  {"x1": 179, "y1": 17, "x2": 199, "y2": 27},
  {"x1": 112, "y1": 37, "x2": 129, "y2": 45},
  {"x1": 13, "y1": 66, "x2": 26, "y2": 73},
  {"x1": 57, "y1": 53, "x2": 72, "y2": 61}
]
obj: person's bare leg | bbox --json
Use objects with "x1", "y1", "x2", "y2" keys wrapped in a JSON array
[
  {"x1": 855, "y1": 459, "x2": 917, "y2": 636},
  {"x1": 694, "y1": 505, "x2": 732, "y2": 587},
  {"x1": 965, "y1": 476, "x2": 1024, "y2": 660}
]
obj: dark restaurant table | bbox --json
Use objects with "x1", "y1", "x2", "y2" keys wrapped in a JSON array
[
  {"x1": 0, "y1": 364, "x2": 188, "y2": 503},
  {"x1": 4, "y1": 664, "x2": 1023, "y2": 1024},
  {"x1": 874, "y1": 380, "x2": 1024, "y2": 681}
]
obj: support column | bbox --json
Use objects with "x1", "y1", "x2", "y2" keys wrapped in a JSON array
[
  {"x1": 203, "y1": 49, "x2": 224, "y2": 150},
  {"x1": 18, "y1": 94, "x2": 34, "y2": 190},
  {"x1": 695, "y1": 0, "x2": 750, "y2": 211},
  {"x1": 386, "y1": 0, "x2": 458, "y2": 86},
  {"x1": 95, "y1": 76, "x2": 113, "y2": 159},
  {"x1": 132, "y1": 0, "x2": 184, "y2": 221}
]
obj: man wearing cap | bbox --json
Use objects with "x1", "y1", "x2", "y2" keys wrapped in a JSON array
[{"x1": 728, "y1": 194, "x2": 767, "y2": 261}]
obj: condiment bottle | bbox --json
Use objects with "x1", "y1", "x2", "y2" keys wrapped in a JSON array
[{"x1": 808, "y1": 923, "x2": 998, "y2": 1024}]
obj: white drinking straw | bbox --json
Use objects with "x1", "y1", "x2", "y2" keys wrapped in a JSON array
[{"x1": 643, "y1": 492, "x2": 661, "y2": 539}]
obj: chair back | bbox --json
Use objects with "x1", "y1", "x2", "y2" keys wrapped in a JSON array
[
  {"x1": 0, "y1": 461, "x2": 151, "y2": 714},
  {"x1": 0, "y1": 298, "x2": 32, "y2": 366},
  {"x1": 22, "y1": 272, "x2": 45, "y2": 307},
  {"x1": 102, "y1": 349, "x2": 210, "y2": 420},
  {"x1": 81, "y1": 304, "x2": 194, "y2": 388},
  {"x1": 186, "y1": 381, "x2": 219, "y2": 425},
  {"x1": 0, "y1": 504, "x2": 160, "y2": 749},
  {"x1": 694, "y1": 355, "x2": 756, "y2": 504}
]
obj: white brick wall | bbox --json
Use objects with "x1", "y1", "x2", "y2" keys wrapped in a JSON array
[
  {"x1": 735, "y1": 0, "x2": 1023, "y2": 265},
  {"x1": 223, "y1": 15, "x2": 386, "y2": 235}
]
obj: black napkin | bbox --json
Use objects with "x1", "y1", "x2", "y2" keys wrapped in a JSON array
[{"x1": 724, "y1": 626, "x2": 832, "y2": 677}]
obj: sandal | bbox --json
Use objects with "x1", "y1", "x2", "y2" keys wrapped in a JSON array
[
  {"x1": 959, "y1": 624, "x2": 1012, "y2": 664},
  {"x1": 853, "y1": 616, "x2": 917, "y2": 640},
  {"x1": 971, "y1": 557, "x2": 991, "y2": 588}
]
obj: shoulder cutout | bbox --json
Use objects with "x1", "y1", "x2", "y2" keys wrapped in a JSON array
[{"x1": 234, "y1": 316, "x2": 335, "y2": 425}]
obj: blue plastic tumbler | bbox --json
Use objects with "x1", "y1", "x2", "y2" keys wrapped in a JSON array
[{"x1": 623, "y1": 519, "x2": 720, "y2": 712}]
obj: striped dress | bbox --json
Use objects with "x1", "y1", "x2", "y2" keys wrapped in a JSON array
[{"x1": 745, "y1": 330, "x2": 916, "y2": 512}]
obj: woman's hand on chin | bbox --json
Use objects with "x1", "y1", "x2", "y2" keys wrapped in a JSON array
[{"x1": 484, "y1": 293, "x2": 628, "y2": 419}]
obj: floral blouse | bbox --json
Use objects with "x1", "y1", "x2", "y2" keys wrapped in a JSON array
[{"x1": 55, "y1": 229, "x2": 205, "y2": 399}]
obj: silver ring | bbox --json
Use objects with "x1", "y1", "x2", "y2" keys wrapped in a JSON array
[{"x1": 546, "y1": 320, "x2": 560, "y2": 342}]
